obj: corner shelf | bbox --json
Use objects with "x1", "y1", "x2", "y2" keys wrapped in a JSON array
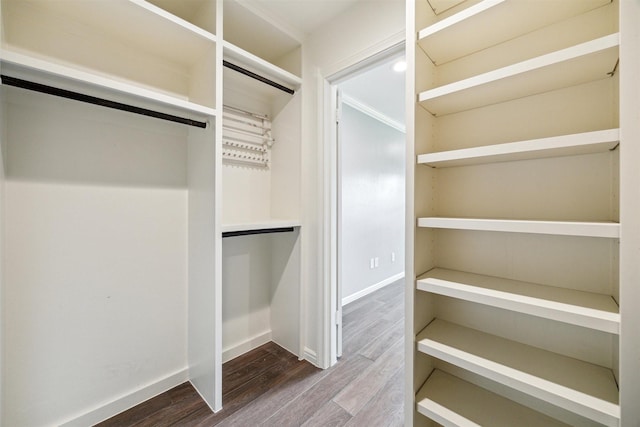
[
  {"x1": 418, "y1": 217, "x2": 620, "y2": 238},
  {"x1": 417, "y1": 370, "x2": 571, "y2": 427},
  {"x1": 0, "y1": 51, "x2": 217, "y2": 118},
  {"x1": 417, "y1": 129, "x2": 619, "y2": 168},
  {"x1": 417, "y1": 319, "x2": 620, "y2": 426},
  {"x1": 418, "y1": 34, "x2": 619, "y2": 116},
  {"x1": 418, "y1": 0, "x2": 611, "y2": 65},
  {"x1": 418, "y1": 268, "x2": 620, "y2": 334}
]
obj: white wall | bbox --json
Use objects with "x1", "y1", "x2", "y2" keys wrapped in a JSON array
[
  {"x1": 2, "y1": 89, "x2": 189, "y2": 426},
  {"x1": 300, "y1": 0, "x2": 405, "y2": 367},
  {"x1": 339, "y1": 103, "x2": 405, "y2": 304},
  {"x1": 0, "y1": 86, "x2": 7, "y2": 426}
]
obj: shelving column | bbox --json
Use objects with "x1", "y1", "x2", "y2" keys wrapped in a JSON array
[{"x1": 618, "y1": 0, "x2": 640, "y2": 424}]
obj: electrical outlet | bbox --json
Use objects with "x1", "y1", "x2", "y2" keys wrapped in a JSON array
[
  {"x1": 370, "y1": 258, "x2": 375, "y2": 269},
  {"x1": 374, "y1": 257, "x2": 379, "y2": 268},
  {"x1": 391, "y1": 252, "x2": 396, "y2": 262}
]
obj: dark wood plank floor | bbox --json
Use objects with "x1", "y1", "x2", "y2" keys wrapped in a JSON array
[{"x1": 97, "y1": 279, "x2": 404, "y2": 426}]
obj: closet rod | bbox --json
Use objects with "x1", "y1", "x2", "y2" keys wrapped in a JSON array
[
  {"x1": 223, "y1": 61, "x2": 295, "y2": 95},
  {"x1": 222, "y1": 227, "x2": 295, "y2": 238},
  {"x1": 0, "y1": 75, "x2": 208, "y2": 129}
]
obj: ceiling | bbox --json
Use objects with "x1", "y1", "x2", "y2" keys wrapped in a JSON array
[{"x1": 247, "y1": 0, "x2": 361, "y2": 37}]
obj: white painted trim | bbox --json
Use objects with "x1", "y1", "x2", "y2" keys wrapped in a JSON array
[
  {"x1": 321, "y1": 37, "x2": 406, "y2": 372},
  {"x1": 341, "y1": 94, "x2": 406, "y2": 133},
  {"x1": 342, "y1": 272, "x2": 405, "y2": 306},
  {"x1": 303, "y1": 346, "x2": 319, "y2": 367},
  {"x1": 222, "y1": 330, "x2": 272, "y2": 363},
  {"x1": 58, "y1": 368, "x2": 189, "y2": 427}
]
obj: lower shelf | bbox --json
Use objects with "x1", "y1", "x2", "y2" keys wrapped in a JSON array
[
  {"x1": 416, "y1": 319, "x2": 619, "y2": 426},
  {"x1": 417, "y1": 370, "x2": 570, "y2": 427}
]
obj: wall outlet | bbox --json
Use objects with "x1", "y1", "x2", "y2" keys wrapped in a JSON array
[
  {"x1": 391, "y1": 252, "x2": 396, "y2": 262},
  {"x1": 370, "y1": 258, "x2": 375, "y2": 269},
  {"x1": 374, "y1": 257, "x2": 379, "y2": 268}
]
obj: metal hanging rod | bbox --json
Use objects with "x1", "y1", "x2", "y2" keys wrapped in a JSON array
[
  {"x1": 224, "y1": 104, "x2": 269, "y2": 121},
  {"x1": 223, "y1": 60, "x2": 295, "y2": 95},
  {"x1": 0, "y1": 75, "x2": 208, "y2": 129},
  {"x1": 222, "y1": 227, "x2": 295, "y2": 238}
]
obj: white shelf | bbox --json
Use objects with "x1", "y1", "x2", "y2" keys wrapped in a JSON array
[
  {"x1": 417, "y1": 320, "x2": 620, "y2": 426},
  {"x1": 223, "y1": 41, "x2": 302, "y2": 90},
  {"x1": 418, "y1": 129, "x2": 619, "y2": 168},
  {"x1": 418, "y1": 34, "x2": 619, "y2": 116},
  {"x1": 221, "y1": 220, "x2": 301, "y2": 234},
  {"x1": 418, "y1": 217, "x2": 620, "y2": 238},
  {"x1": 13, "y1": 0, "x2": 217, "y2": 66},
  {"x1": 0, "y1": 51, "x2": 217, "y2": 118},
  {"x1": 418, "y1": 0, "x2": 611, "y2": 64},
  {"x1": 418, "y1": 268, "x2": 620, "y2": 334},
  {"x1": 417, "y1": 370, "x2": 571, "y2": 427}
]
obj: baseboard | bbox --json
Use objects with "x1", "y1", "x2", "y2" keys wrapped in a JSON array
[
  {"x1": 59, "y1": 368, "x2": 189, "y2": 427},
  {"x1": 222, "y1": 330, "x2": 272, "y2": 363},
  {"x1": 303, "y1": 346, "x2": 319, "y2": 366},
  {"x1": 342, "y1": 272, "x2": 405, "y2": 306}
]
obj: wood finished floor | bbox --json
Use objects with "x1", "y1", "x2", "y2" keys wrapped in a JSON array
[{"x1": 97, "y1": 279, "x2": 404, "y2": 426}]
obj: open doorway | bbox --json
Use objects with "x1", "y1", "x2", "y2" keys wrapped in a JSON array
[{"x1": 328, "y1": 47, "x2": 406, "y2": 362}]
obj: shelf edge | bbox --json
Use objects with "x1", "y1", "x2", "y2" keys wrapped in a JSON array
[
  {"x1": 417, "y1": 273, "x2": 620, "y2": 334},
  {"x1": 418, "y1": 218, "x2": 620, "y2": 238},
  {"x1": 417, "y1": 129, "x2": 620, "y2": 167}
]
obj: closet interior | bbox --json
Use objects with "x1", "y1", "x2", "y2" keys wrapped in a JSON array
[
  {"x1": 220, "y1": 0, "x2": 303, "y2": 365},
  {"x1": 0, "y1": 0, "x2": 302, "y2": 424},
  {"x1": 407, "y1": 0, "x2": 638, "y2": 425}
]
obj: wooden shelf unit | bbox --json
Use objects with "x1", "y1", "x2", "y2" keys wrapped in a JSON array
[
  {"x1": 406, "y1": 0, "x2": 639, "y2": 425},
  {"x1": 417, "y1": 320, "x2": 620, "y2": 426}
]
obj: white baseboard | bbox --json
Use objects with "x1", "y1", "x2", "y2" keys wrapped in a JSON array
[
  {"x1": 342, "y1": 272, "x2": 405, "y2": 306},
  {"x1": 303, "y1": 346, "x2": 319, "y2": 367},
  {"x1": 59, "y1": 368, "x2": 189, "y2": 427},
  {"x1": 222, "y1": 330, "x2": 272, "y2": 363}
]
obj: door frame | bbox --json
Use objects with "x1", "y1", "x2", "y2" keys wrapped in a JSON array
[{"x1": 321, "y1": 39, "x2": 405, "y2": 367}]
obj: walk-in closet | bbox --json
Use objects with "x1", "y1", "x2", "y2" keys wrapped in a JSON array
[{"x1": 0, "y1": 0, "x2": 302, "y2": 425}]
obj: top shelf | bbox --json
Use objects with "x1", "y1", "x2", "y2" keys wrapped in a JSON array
[
  {"x1": 418, "y1": 34, "x2": 619, "y2": 116},
  {"x1": 1, "y1": 0, "x2": 218, "y2": 111},
  {"x1": 418, "y1": 0, "x2": 611, "y2": 65},
  {"x1": 7, "y1": 0, "x2": 217, "y2": 66},
  {"x1": 223, "y1": 41, "x2": 302, "y2": 90},
  {"x1": 0, "y1": 51, "x2": 217, "y2": 119}
]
